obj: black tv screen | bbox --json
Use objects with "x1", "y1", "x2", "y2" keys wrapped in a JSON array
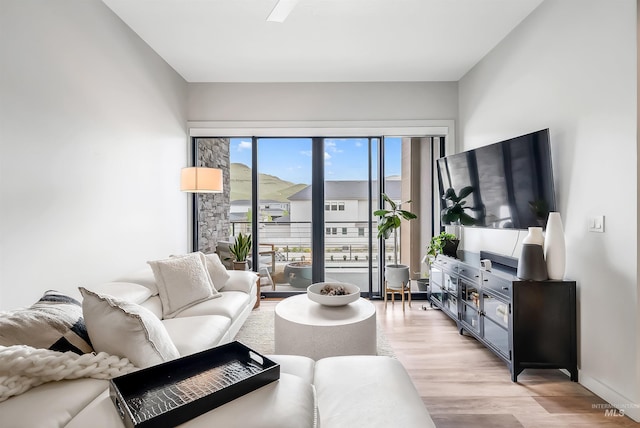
[{"x1": 437, "y1": 129, "x2": 556, "y2": 230}]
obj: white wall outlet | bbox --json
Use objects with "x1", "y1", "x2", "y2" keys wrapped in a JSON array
[{"x1": 588, "y1": 215, "x2": 605, "y2": 233}]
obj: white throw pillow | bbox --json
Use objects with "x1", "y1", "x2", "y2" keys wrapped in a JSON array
[
  {"x1": 84, "y1": 282, "x2": 153, "y2": 304},
  {"x1": 148, "y1": 252, "x2": 220, "y2": 319},
  {"x1": 79, "y1": 287, "x2": 179, "y2": 368},
  {"x1": 202, "y1": 253, "x2": 231, "y2": 290}
]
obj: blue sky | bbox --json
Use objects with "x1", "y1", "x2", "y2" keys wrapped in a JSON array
[{"x1": 230, "y1": 137, "x2": 402, "y2": 184}]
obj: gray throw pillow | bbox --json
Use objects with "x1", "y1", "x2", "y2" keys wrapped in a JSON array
[{"x1": 0, "y1": 290, "x2": 93, "y2": 354}]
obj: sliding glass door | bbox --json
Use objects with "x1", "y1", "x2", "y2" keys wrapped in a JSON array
[{"x1": 192, "y1": 135, "x2": 435, "y2": 299}]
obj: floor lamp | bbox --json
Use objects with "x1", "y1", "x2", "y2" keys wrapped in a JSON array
[
  {"x1": 181, "y1": 167, "x2": 223, "y2": 252},
  {"x1": 180, "y1": 167, "x2": 223, "y2": 194}
]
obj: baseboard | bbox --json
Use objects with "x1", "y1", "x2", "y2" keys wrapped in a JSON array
[{"x1": 579, "y1": 371, "x2": 640, "y2": 422}]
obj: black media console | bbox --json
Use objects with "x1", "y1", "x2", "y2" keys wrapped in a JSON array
[{"x1": 429, "y1": 250, "x2": 577, "y2": 382}]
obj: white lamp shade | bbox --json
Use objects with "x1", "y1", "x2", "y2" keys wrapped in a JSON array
[{"x1": 180, "y1": 167, "x2": 223, "y2": 193}]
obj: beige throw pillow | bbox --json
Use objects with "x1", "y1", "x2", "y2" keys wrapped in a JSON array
[
  {"x1": 202, "y1": 253, "x2": 231, "y2": 290},
  {"x1": 79, "y1": 287, "x2": 179, "y2": 368},
  {"x1": 148, "y1": 252, "x2": 220, "y2": 319}
]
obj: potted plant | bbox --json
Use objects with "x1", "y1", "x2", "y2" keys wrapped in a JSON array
[
  {"x1": 374, "y1": 193, "x2": 417, "y2": 264},
  {"x1": 441, "y1": 186, "x2": 476, "y2": 226},
  {"x1": 427, "y1": 231, "x2": 459, "y2": 259},
  {"x1": 374, "y1": 193, "x2": 417, "y2": 289},
  {"x1": 229, "y1": 232, "x2": 252, "y2": 270}
]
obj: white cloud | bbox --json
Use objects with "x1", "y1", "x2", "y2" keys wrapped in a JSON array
[
  {"x1": 301, "y1": 151, "x2": 332, "y2": 159},
  {"x1": 355, "y1": 141, "x2": 363, "y2": 147},
  {"x1": 237, "y1": 141, "x2": 252, "y2": 151},
  {"x1": 325, "y1": 140, "x2": 343, "y2": 153}
]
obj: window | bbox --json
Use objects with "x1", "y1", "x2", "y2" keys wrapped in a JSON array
[
  {"x1": 325, "y1": 201, "x2": 346, "y2": 211},
  {"x1": 192, "y1": 135, "x2": 435, "y2": 299}
]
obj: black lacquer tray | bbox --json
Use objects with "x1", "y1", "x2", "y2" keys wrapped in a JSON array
[{"x1": 109, "y1": 341, "x2": 280, "y2": 428}]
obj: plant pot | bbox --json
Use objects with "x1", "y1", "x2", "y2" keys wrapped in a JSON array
[
  {"x1": 233, "y1": 261, "x2": 248, "y2": 271},
  {"x1": 385, "y1": 264, "x2": 410, "y2": 287},
  {"x1": 416, "y1": 278, "x2": 429, "y2": 291},
  {"x1": 442, "y1": 239, "x2": 460, "y2": 257},
  {"x1": 284, "y1": 262, "x2": 312, "y2": 288}
]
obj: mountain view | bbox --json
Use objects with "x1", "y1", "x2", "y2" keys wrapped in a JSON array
[{"x1": 230, "y1": 163, "x2": 307, "y2": 202}]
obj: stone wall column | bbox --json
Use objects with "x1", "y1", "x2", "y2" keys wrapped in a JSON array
[{"x1": 195, "y1": 138, "x2": 230, "y2": 253}]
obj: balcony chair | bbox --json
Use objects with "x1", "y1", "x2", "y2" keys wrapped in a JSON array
[{"x1": 215, "y1": 240, "x2": 276, "y2": 289}]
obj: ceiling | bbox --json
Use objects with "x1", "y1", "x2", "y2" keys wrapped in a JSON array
[{"x1": 102, "y1": 0, "x2": 544, "y2": 83}]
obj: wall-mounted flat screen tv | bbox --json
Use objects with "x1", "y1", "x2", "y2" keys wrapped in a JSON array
[{"x1": 437, "y1": 129, "x2": 556, "y2": 230}]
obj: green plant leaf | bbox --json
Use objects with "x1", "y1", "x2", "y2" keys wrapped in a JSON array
[
  {"x1": 459, "y1": 212, "x2": 476, "y2": 226},
  {"x1": 443, "y1": 188, "x2": 456, "y2": 200},
  {"x1": 398, "y1": 210, "x2": 418, "y2": 220},
  {"x1": 458, "y1": 186, "x2": 474, "y2": 200},
  {"x1": 382, "y1": 193, "x2": 396, "y2": 210}
]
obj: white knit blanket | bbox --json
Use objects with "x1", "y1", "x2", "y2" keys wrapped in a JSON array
[{"x1": 0, "y1": 345, "x2": 137, "y2": 402}]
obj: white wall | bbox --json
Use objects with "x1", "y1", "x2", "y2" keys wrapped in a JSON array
[
  {"x1": 459, "y1": 0, "x2": 638, "y2": 419},
  {"x1": 0, "y1": 0, "x2": 189, "y2": 309},
  {"x1": 188, "y1": 82, "x2": 457, "y2": 122}
]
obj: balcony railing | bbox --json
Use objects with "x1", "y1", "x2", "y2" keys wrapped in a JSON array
[{"x1": 230, "y1": 220, "x2": 404, "y2": 293}]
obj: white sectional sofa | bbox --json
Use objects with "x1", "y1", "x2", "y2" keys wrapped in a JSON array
[
  {"x1": 0, "y1": 252, "x2": 435, "y2": 427},
  {"x1": 113, "y1": 263, "x2": 259, "y2": 354}
]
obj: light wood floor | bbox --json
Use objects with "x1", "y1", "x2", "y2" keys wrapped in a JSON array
[{"x1": 261, "y1": 298, "x2": 639, "y2": 427}]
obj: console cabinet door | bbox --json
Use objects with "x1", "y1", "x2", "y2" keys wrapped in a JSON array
[
  {"x1": 481, "y1": 291, "x2": 510, "y2": 359},
  {"x1": 460, "y1": 278, "x2": 480, "y2": 334},
  {"x1": 429, "y1": 262, "x2": 444, "y2": 306},
  {"x1": 442, "y1": 269, "x2": 458, "y2": 318}
]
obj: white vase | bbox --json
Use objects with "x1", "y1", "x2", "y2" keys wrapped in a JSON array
[
  {"x1": 544, "y1": 212, "x2": 566, "y2": 280},
  {"x1": 523, "y1": 227, "x2": 544, "y2": 247}
]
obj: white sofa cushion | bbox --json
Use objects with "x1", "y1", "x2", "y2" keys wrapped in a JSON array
[
  {"x1": 148, "y1": 253, "x2": 221, "y2": 319},
  {"x1": 0, "y1": 378, "x2": 109, "y2": 428},
  {"x1": 83, "y1": 282, "x2": 152, "y2": 304},
  {"x1": 162, "y1": 315, "x2": 231, "y2": 356},
  {"x1": 314, "y1": 356, "x2": 435, "y2": 428},
  {"x1": 80, "y1": 288, "x2": 179, "y2": 368},
  {"x1": 268, "y1": 354, "x2": 316, "y2": 385},
  {"x1": 115, "y1": 266, "x2": 159, "y2": 296},
  {"x1": 175, "y1": 291, "x2": 250, "y2": 320},
  {"x1": 223, "y1": 270, "x2": 258, "y2": 294},
  {"x1": 182, "y1": 373, "x2": 316, "y2": 428},
  {"x1": 139, "y1": 295, "x2": 163, "y2": 319}
]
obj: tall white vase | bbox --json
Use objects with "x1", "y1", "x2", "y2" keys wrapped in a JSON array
[
  {"x1": 523, "y1": 227, "x2": 544, "y2": 247},
  {"x1": 544, "y1": 212, "x2": 566, "y2": 280}
]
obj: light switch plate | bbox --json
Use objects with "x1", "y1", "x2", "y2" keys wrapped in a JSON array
[{"x1": 588, "y1": 215, "x2": 604, "y2": 233}]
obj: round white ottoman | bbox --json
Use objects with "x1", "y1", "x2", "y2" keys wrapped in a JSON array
[{"x1": 274, "y1": 294, "x2": 377, "y2": 360}]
